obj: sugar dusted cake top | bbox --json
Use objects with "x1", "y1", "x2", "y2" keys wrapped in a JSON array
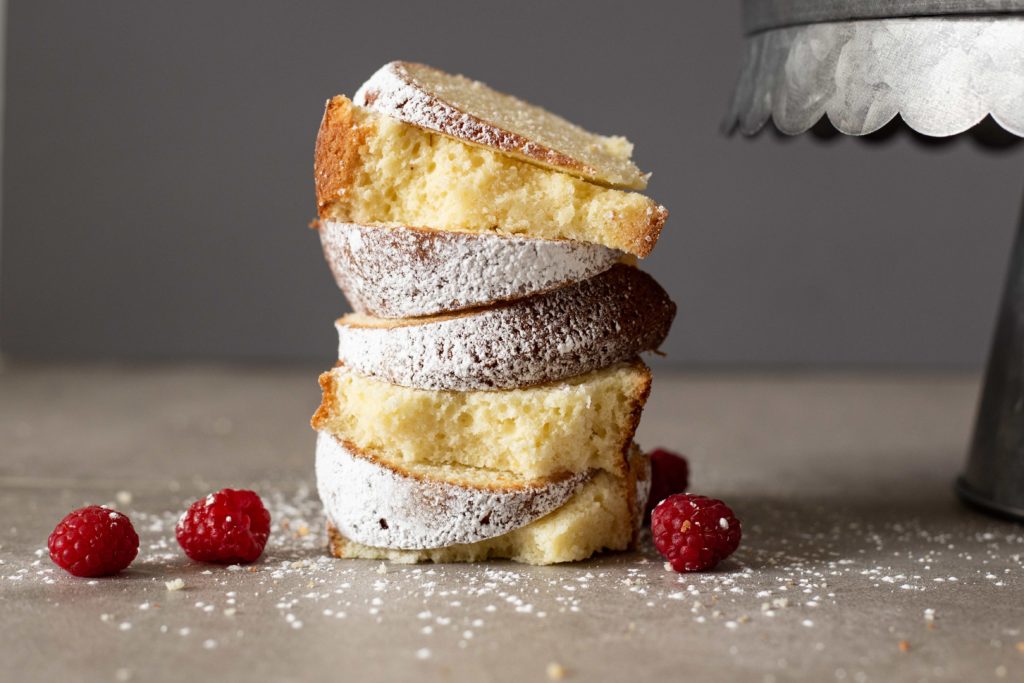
[{"x1": 354, "y1": 61, "x2": 651, "y2": 190}]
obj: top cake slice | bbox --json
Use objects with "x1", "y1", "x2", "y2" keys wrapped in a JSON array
[
  {"x1": 354, "y1": 61, "x2": 649, "y2": 191},
  {"x1": 315, "y1": 88, "x2": 668, "y2": 257}
]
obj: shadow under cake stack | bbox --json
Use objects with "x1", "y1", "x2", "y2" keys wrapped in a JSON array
[{"x1": 310, "y1": 62, "x2": 676, "y2": 564}]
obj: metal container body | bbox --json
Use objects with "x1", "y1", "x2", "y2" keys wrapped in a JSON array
[
  {"x1": 729, "y1": 0, "x2": 1024, "y2": 521},
  {"x1": 959, "y1": 198, "x2": 1024, "y2": 521}
]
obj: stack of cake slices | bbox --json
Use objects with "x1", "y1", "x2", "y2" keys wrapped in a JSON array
[{"x1": 310, "y1": 62, "x2": 676, "y2": 564}]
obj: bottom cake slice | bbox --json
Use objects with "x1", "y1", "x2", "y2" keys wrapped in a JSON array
[
  {"x1": 315, "y1": 431, "x2": 594, "y2": 549},
  {"x1": 324, "y1": 446, "x2": 650, "y2": 565}
]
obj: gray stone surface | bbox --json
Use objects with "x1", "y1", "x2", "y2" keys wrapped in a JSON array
[{"x1": 1, "y1": 364, "x2": 1022, "y2": 682}]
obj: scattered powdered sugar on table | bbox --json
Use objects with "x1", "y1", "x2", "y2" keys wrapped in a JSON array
[{"x1": 5, "y1": 485, "x2": 1023, "y2": 680}]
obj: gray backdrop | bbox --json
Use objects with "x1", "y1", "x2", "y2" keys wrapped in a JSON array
[{"x1": 2, "y1": 1, "x2": 1023, "y2": 366}]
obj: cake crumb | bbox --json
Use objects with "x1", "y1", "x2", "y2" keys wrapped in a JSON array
[
  {"x1": 115, "y1": 491, "x2": 132, "y2": 506},
  {"x1": 546, "y1": 662, "x2": 567, "y2": 680},
  {"x1": 164, "y1": 578, "x2": 185, "y2": 592},
  {"x1": 376, "y1": 563, "x2": 388, "y2": 575},
  {"x1": 1015, "y1": 641, "x2": 1024, "y2": 653},
  {"x1": 898, "y1": 640, "x2": 911, "y2": 653}
]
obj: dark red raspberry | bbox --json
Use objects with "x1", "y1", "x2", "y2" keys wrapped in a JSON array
[
  {"x1": 645, "y1": 448, "x2": 690, "y2": 522},
  {"x1": 48, "y1": 506, "x2": 139, "y2": 577},
  {"x1": 651, "y1": 494, "x2": 741, "y2": 572},
  {"x1": 176, "y1": 489, "x2": 270, "y2": 564}
]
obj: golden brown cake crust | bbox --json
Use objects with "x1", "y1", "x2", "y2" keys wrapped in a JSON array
[
  {"x1": 309, "y1": 369, "x2": 339, "y2": 432},
  {"x1": 624, "y1": 371, "x2": 653, "y2": 476},
  {"x1": 630, "y1": 206, "x2": 668, "y2": 258},
  {"x1": 314, "y1": 96, "x2": 369, "y2": 218}
]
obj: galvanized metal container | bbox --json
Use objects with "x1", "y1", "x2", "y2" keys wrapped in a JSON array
[{"x1": 725, "y1": 0, "x2": 1024, "y2": 521}]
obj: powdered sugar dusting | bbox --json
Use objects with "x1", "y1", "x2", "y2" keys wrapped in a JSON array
[
  {"x1": 8, "y1": 484, "x2": 1022, "y2": 676},
  {"x1": 335, "y1": 264, "x2": 674, "y2": 391},
  {"x1": 352, "y1": 62, "x2": 648, "y2": 190},
  {"x1": 319, "y1": 221, "x2": 622, "y2": 319},
  {"x1": 315, "y1": 432, "x2": 591, "y2": 549}
]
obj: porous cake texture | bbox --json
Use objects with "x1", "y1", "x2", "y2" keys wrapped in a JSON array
[
  {"x1": 314, "y1": 96, "x2": 667, "y2": 257},
  {"x1": 311, "y1": 361, "x2": 652, "y2": 480}
]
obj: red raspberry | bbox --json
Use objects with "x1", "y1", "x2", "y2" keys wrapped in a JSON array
[
  {"x1": 176, "y1": 489, "x2": 270, "y2": 564},
  {"x1": 48, "y1": 506, "x2": 139, "y2": 577},
  {"x1": 645, "y1": 448, "x2": 690, "y2": 522},
  {"x1": 651, "y1": 494, "x2": 741, "y2": 572}
]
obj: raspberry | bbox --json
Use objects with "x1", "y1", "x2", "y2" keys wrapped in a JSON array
[
  {"x1": 48, "y1": 506, "x2": 139, "y2": 577},
  {"x1": 651, "y1": 494, "x2": 741, "y2": 572},
  {"x1": 176, "y1": 489, "x2": 271, "y2": 564},
  {"x1": 645, "y1": 448, "x2": 690, "y2": 523}
]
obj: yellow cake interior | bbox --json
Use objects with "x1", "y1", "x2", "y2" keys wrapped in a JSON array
[
  {"x1": 316, "y1": 97, "x2": 666, "y2": 257},
  {"x1": 328, "y1": 447, "x2": 649, "y2": 565},
  {"x1": 312, "y1": 360, "x2": 651, "y2": 479},
  {"x1": 342, "y1": 438, "x2": 586, "y2": 491},
  {"x1": 376, "y1": 61, "x2": 649, "y2": 190}
]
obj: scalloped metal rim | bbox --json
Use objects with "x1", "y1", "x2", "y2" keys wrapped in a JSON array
[{"x1": 724, "y1": 16, "x2": 1024, "y2": 138}]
